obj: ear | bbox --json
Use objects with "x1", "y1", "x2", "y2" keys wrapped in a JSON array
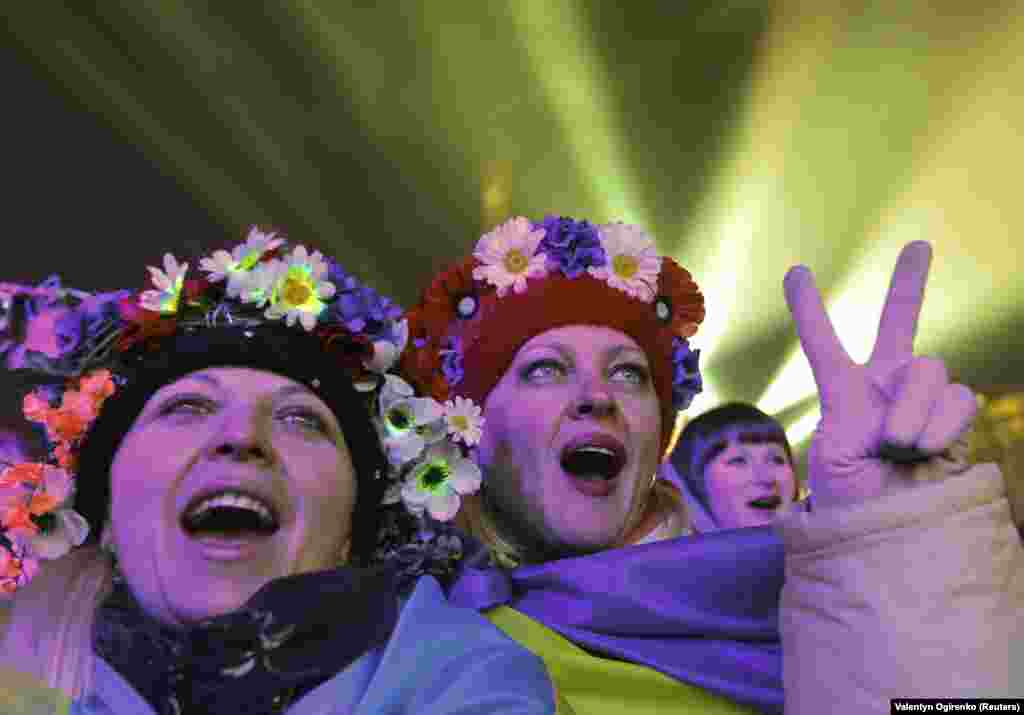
[{"x1": 336, "y1": 536, "x2": 352, "y2": 565}]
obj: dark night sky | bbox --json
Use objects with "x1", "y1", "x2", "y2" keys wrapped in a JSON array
[{"x1": 3, "y1": 38, "x2": 226, "y2": 291}]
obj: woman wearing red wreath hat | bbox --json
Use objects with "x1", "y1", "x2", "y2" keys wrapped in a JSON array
[{"x1": 396, "y1": 215, "x2": 1023, "y2": 714}]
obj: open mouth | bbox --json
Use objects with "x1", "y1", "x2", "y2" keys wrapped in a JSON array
[
  {"x1": 747, "y1": 495, "x2": 783, "y2": 510},
  {"x1": 181, "y1": 489, "x2": 280, "y2": 539},
  {"x1": 559, "y1": 434, "x2": 627, "y2": 497}
]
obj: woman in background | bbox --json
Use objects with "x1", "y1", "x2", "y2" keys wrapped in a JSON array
[{"x1": 665, "y1": 402, "x2": 801, "y2": 533}]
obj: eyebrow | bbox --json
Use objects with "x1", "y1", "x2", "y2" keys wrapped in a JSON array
[
  {"x1": 169, "y1": 373, "x2": 315, "y2": 401},
  {"x1": 521, "y1": 342, "x2": 647, "y2": 362}
]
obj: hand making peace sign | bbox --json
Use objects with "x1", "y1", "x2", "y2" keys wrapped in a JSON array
[{"x1": 783, "y1": 241, "x2": 978, "y2": 509}]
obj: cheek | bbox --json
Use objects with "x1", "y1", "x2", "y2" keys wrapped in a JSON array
[
  {"x1": 296, "y1": 446, "x2": 358, "y2": 524},
  {"x1": 480, "y1": 394, "x2": 551, "y2": 466},
  {"x1": 109, "y1": 437, "x2": 181, "y2": 522},
  {"x1": 706, "y1": 466, "x2": 740, "y2": 507}
]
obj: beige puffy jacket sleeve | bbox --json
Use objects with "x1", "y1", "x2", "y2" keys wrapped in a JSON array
[{"x1": 776, "y1": 461, "x2": 1024, "y2": 714}]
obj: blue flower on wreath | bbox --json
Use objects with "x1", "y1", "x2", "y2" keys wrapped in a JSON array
[
  {"x1": 533, "y1": 215, "x2": 607, "y2": 279},
  {"x1": 671, "y1": 337, "x2": 702, "y2": 410},
  {"x1": 439, "y1": 335, "x2": 464, "y2": 386},
  {"x1": 332, "y1": 281, "x2": 403, "y2": 340}
]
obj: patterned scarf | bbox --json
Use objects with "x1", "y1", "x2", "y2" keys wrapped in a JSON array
[{"x1": 94, "y1": 566, "x2": 399, "y2": 715}]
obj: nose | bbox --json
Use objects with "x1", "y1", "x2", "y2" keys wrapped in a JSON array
[
  {"x1": 570, "y1": 378, "x2": 616, "y2": 420},
  {"x1": 207, "y1": 405, "x2": 272, "y2": 463},
  {"x1": 752, "y1": 464, "x2": 780, "y2": 490}
]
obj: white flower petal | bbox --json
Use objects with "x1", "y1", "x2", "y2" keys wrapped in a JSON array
[
  {"x1": 147, "y1": 266, "x2": 172, "y2": 291},
  {"x1": 410, "y1": 397, "x2": 444, "y2": 424},
  {"x1": 139, "y1": 291, "x2": 164, "y2": 312},
  {"x1": 299, "y1": 310, "x2": 317, "y2": 332},
  {"x1": 365, "y1": 340, "x2": 398, "y2": 373},
  {"x1": 387, "y1": 432, "x2": 426, "y2": 465},
  {"x1": 448, "y1": 457, "x2": 483, "y2": 495},
  {"x1": 426, "y1": 488, "x2": 461, "y2": 521},
  {"x1": 383, "y1": 374, "x2": 415, "y2": 398},
  {"x1": 59, "y1": 509, "x2": 90, "y2": 547},
  {"x1": 393, "y1": 319, "x2": 409, "y2": 353}
]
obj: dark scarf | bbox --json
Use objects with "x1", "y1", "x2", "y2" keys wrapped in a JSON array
[
  {"x1": 449, "y1": 526, "x2": 785, "y2": 714},
  {"x1": 93, "y1": 566, "x2": 399, "y2": 715}
]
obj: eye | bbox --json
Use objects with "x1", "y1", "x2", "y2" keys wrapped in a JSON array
[
  {"x1": 726, "y1": 456, "x2": 747, "y2": 466},
  {"x1": 159, "y1": 395, "x2": 216, "y2": 417},
  {"x1": 610, "y1": 362, "x2": 648, "y2": 385},
  {"x1": 277, "y1": 408, "x2": 330, "y2": 434},
  {"x1": 771, "y1": 455, "x2": 788, "y2": 466},
  {"x1": 522, "y1": 359, "x2": 565, "y2": 382}
]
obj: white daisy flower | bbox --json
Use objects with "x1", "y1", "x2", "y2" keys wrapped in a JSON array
[
  {"x1": 399, "y1": 442, "x2": 482, "y2": 522},
  {"x1": 588, "y1": 223, "x2": 661, "y2": 302},
  {"x1": 377, "y1": 375, "x2": 446, "y2": 466},
  {"x1": 263, "y1": 245, "x2": 336, "y2": 331},
  {"x1": 235, "y1": 260, "x2": 280, "y2": 306},
  {"x1": 472, "y1": 216, "x2": 548, "y2": 297},
  {"x1": 199, "y1": 227, "x2": 285, "y2": 297},
  {"x1": 139, "y1": 253, "x2": 189, "y2": 314},
  {"x1": 443, "y1": 396, "x2": 484, "y2": 446}
]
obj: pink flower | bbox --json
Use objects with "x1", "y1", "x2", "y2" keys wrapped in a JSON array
[{"x1": 22, "y1": 392, "x2": 51, "y2": 424}]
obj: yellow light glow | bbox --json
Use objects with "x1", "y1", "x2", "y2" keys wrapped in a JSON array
[
  {"x1": 508, "y1": 0, "x2": 647, "y2": 226},
  {"x1": 784, "y1": 403, "x2": 821, "y2": 450}
]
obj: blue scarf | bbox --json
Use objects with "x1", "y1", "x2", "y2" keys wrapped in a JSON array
[{"x1": 450, "y1": 526, "x2": 784, "y2": 714}]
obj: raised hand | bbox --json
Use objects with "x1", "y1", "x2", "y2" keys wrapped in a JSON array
[{"x1": 783, "y1": 241, "x2": 977, "y2": 508}]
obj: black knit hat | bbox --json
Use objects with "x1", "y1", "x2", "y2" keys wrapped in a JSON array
[
  {"x1": 72, "y1": 323, "x2": 389, "y2": 565},
  {"x1": 0, "y1": 231, "x2": 474, "y2": 596}
]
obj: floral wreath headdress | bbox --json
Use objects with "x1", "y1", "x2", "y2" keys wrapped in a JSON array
[
  {"x1": 398, "y1": 215, "x2": 705, "y2": 473},
  {"x1": 0, "y1": 228, "x2": 479, "y2": 595}
]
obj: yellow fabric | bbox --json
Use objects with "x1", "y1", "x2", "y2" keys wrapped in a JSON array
[
  {"x1": 0, "y1": 667, "x2": 71, "y2": 715},
  {"x1": 485, "y1": 606, "x2": 758, "y2": 715}
]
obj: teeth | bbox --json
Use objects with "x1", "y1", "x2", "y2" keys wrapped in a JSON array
[
  {"x1": 575, "y1": 446, "x2": 616, "y2": 457},
  {"x1": 188, "y1": 490, "x2": 274, "y2": 523}
]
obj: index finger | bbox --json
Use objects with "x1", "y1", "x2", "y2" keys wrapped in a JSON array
[
  {"x1": 784, "y1": 265, "x2": 852, "y2": 393},
  {"x1": 868, "y1": 241, "x2": 932, "y2": 365}
]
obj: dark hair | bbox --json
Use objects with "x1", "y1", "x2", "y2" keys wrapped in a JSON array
[
  {"x1": 670, "y1": 402, "x2": 794, "y2": 509},
  {"x1": 73, "y1": 324, "x2": 389, "y2": 565}
]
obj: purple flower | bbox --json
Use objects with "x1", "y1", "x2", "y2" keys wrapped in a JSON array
[
  {"x1": 331, "y1": 281, "x2": 403, "y2": 339},
  {"x1": 325, "y1": 258, "x2": 357, "y2": 292},
  {"x1": 533, "y1": 215, "x2": 606, "y2": 279},
  {"x1": 671, "y1": 337, "x2": 702, "y2": 410},
  {"x1": 439, "y1": 335, "x2": 464, "y2": 386}
]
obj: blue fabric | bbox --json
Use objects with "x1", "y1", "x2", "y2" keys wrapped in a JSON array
[
  {"x1": 450, "y1": 526, "x2": 785, "y2": 714},
  {"x1": 72, "y1": 576, "x2": 557, "y2": 714}
]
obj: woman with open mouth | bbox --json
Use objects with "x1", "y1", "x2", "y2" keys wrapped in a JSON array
[
  {"x1": 0, "y1": 229, "x2": 558, "y2": 714},
  {"x1": 397, "y1": 216, "x2": 1022, "y2": 714},
  {"x1": 666, "y1": 402, "x2": 803, "y2": 533}
]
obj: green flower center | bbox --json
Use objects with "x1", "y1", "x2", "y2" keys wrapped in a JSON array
[
  {"x1": 449, "y1": 414, "x2": 469, "y2": 432},
  {"x1": 503, "y1": 249, "x2": 529, "y2": 274},
  {"x1": 386, "y1": 406, "x2": 412, "y2": 433},
  {"x1": 237, "y1": 250, "x2": 262, "y2": 271},
  {"x1": 416, "y1": 460, "x2": 451, "y2": 493},
  {"x1": 34, "y1": 512, "x2": 56, "y2": 533},
  {"x1": 612, "y1": 254, "x2": 639, "y2": 279}
]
